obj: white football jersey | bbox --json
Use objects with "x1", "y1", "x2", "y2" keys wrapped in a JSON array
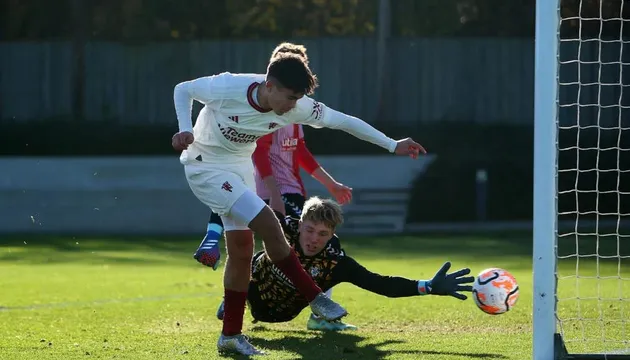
[{"x1": 174, "y1": 72, "x2": 396, "y2": 165}]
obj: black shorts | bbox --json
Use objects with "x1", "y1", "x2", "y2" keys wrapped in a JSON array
[
  {"x1": 247, "y1": 288, "x2": 298, "y2": 323},
  {"x1": 247, "y1": 252, "x2": 301, "y2": 323},
  {"x1": 263, "y1": 193, "x2": 305, "y2": 218}
]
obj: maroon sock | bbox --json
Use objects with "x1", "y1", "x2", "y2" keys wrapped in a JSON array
[
  {"x1": 273, "y1": 250, "x2": 322, "y2": 302},
  {"x1": 222, "y1": 289, "x2": 248, "y2": 336}
]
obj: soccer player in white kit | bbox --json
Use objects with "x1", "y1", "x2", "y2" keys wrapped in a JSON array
[
  {"x1": 194, "y1": 43, "x2": 356, "y2": 333},
  {"x1": 172, "y1": 42, "x2": 425, "y2": 356}
]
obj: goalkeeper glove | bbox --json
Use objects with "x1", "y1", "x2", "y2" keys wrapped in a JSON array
[{"x1": 417, "y1": 262, "x2": 474, "y2": 300}]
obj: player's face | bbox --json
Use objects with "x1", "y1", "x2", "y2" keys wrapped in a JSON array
[
  {"x1": 298, "y1": 220, "x2": 333, "y2": 256},
  {"x1": 268, "y1": 83, "x2": 303, "y2": 115}
]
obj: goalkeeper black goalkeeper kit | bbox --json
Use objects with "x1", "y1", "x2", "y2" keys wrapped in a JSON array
[{"x1": 246, "y1": 214, "x2": 420, "y2": 323}]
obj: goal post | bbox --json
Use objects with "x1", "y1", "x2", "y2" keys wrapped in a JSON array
[
  {"x1": 533, "y1": 0, "x2": 560, "y2": 358},
  {"x1": 534, "y1": 0, "x2": 630, "y2": 359}
]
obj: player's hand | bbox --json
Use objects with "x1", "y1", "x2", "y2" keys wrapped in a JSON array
[
  {"x1": 394, "y1": 138, "x2": 426, "y2": 159},
  {"x1": 427, "y1": 262, "x2": 474, "y2": 300},
  {"x1": 327, "y1": 182, "x2": 353, "y2": 205},
  {"x1": 269, "y1": 194, "x2": 286, "y2": 216},
  {"x1": 172, "y1": 131, "x2": 194, "y2": 151}
]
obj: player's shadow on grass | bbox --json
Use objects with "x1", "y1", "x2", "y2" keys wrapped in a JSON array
[{"x1": 243, "y1": 327, "x2": 508, "y2": 360}]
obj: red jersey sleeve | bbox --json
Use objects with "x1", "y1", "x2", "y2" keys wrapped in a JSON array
[
  {"x1": 252, "y1": 134, "x2": 274, "y2": 178},
  {"x1": 297, "y1": 139, "x2": 319, "y2": 174}
]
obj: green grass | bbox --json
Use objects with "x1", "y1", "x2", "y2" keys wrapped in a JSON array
[{"x1": 0, "y1": 233, "x2": 628, "y2": 359}]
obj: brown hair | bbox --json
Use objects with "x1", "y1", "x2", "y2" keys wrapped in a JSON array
[{"x1": 266, "y1": 42, "x2": 318, "y2": 95}]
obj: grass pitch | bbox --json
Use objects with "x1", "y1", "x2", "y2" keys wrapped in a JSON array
[{"x1": 1, "y1": 232, "x2": 628, "y2": 359}]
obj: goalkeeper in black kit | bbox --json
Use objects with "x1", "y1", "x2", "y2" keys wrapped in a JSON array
[{"x1": 216, "y1": 196, "x2": 475, "y2": 329}]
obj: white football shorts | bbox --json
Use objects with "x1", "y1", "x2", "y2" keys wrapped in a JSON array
[{"x1": 184, "y1": 161, "x2": 266, "y2": 231}]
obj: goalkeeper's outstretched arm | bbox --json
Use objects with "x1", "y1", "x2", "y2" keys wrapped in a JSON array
[{"x1": 331, "y1": 257, "x2": 474, "y2": 300}]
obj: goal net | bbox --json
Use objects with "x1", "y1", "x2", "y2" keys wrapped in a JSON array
[{"x1": 534, "y1": 0, "x2": 630, "y2": 359}]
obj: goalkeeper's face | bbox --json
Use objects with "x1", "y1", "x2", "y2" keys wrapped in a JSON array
[{"x1": 298, "y1": 220, "x2": 334, "y2": 256}]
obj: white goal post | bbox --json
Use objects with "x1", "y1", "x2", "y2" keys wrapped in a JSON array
[
  {"x1": 534, "y1": 0, "x2": 630, "y2": 359},
  {"x1": 533, "y1": 0, "x2": 560, "y2": 356}
]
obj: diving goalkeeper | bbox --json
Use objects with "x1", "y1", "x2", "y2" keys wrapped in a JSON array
[{"x1": 216, "y1": 196, "x2": 474, "y2": 326}]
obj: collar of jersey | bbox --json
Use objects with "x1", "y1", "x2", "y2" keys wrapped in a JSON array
[{"x1": 247, "y1": 82, "x2": 272, "y2": 113}]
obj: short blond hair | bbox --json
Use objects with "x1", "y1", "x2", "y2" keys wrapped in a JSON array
[{"x1": 300, "y1": 196, "x2": 344, "y2": 230}]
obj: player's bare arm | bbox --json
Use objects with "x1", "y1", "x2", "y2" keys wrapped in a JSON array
[
  {"x1": 262, "y1": 176, "x2": 286, "y2": 215},
  {"x1": 251, "y1": 134, "x2": 286, "y2": 215},
  {"x1": 296, "y1": 137, "x2": 352, "y2": 204},
  {"x1": 311, "y1": 167, "x2": 352, "y2": 205}
]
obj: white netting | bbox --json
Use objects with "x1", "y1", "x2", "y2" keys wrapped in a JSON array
[{"x1": 556, "y1": 0, "x2": 630, "y2": 355}]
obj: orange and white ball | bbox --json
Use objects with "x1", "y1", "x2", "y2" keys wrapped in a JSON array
[{"x1": 472, "y1": 268, "x2": 519, "y2": 315}]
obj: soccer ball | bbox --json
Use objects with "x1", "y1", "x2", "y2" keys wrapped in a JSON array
[{"x1": 472, "y1": 268, "x2": 519, "y2": 315}]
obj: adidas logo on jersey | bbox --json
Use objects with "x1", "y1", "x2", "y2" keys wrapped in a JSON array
[{"x1": 217, "y1": 123, "x2": 259, "y2": 144}]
